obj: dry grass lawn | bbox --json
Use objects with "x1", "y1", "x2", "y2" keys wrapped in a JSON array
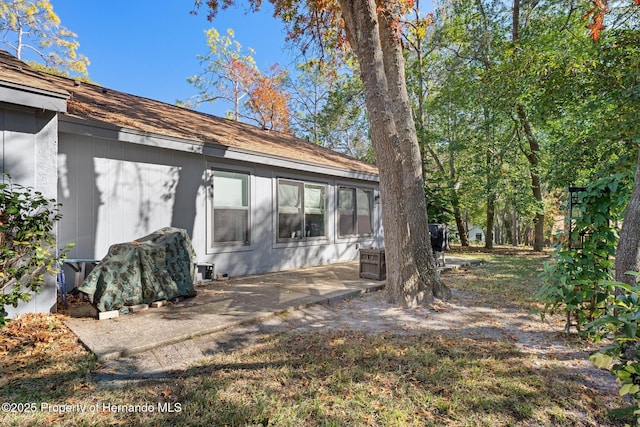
[{"x1": 0, "y1": 246, "x2": 633, "y2": 426}]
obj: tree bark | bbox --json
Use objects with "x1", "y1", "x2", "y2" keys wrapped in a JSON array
[
  {"x1": 338, "y1": 0, "x2": 450, "y2": 306},
  {"x1": 515, "y1": 104, "x2": 544, "y2": 251},
  {"x1": 512, "y1": 1, "x2": 544, "y2": 252},
  {"x1": 451, "y1": 188, "x2": 469, "y2": 247},
  {"x1": 448, "y1": 133, "x2": 468, "y2": 247},
  {"x1": 485, "y1": 192, "x2": 495, "y2": 249},
  {"x1": 482, "y1": 105, "x2": 495, "y2": 250},
  {"x1": 421, "y1": 129, "x2": 468, "y2": 247},
  {"x1": 615, "y1": 147, "x2": 640, "y2": 286},
  {"x1": 512, "y1": 205, "x2": 518, "y2": 245}
]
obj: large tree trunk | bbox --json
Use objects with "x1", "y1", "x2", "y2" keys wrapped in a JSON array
[
  {"x1": 516, "y1": 104, "x2": 544, "y2": 251},
  {"x1": 338, "y1": 0, "x2": 450, "y2": 306},
  {"x1": 512, "y1": 2, "x2": 544, "y2": 251},
  {"x1": 615, "y1": 147, "x2": 640, "y2": 286},
  {"x1": 449, "y1": 145, "x2": 468, "y2": 246},
  {"x1": 485, "y1": 192, "x2": 495, "y2": 249}
]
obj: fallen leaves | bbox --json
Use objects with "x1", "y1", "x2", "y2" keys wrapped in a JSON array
[{"x1": 0, "y1": 313, "x2": 91, "y2": 388}]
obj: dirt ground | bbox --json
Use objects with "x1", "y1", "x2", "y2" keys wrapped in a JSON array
[
  {"x1": 93, "y1": 280, "x2": 619, "y2": 408},
  {"x1": 68, "y1": 245, "x2": 620, "y2": 405},
  {"x1": 249, "y1": 288, "x2": 619, "y2": 395}
]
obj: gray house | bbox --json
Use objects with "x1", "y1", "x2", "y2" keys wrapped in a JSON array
[{"x1": 0, "y1": 50, "x2": 382, "y2": 317}]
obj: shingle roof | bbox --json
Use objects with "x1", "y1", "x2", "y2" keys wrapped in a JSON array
[
  {"x1": 0, "y1": 50, "x2": 378, "y2": 176},
  {"x1": 0, "y1": 50, "x2": 69, "y2": 97}
]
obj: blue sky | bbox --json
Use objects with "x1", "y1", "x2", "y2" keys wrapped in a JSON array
[
  {"x1": 49, "y1": 1, "x2": 435, "y2": 119},
  {"x1": 51, "y1": 0, "x2": 295, "y2": 117}
]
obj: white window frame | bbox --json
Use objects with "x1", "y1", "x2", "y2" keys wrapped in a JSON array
[
  {"x1": 210, "y1": 168, "x2": 251, "y2": 247},
  {"x1": 276, "y1": 178, "x2": 327, "y2": 242}
]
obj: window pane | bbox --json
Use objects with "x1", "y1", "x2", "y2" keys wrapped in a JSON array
[
  {"x1": 214, "y1": 209, "x2": 248, "y2": 243},
  {"x1": 339, "y1": 188, "x2": 356, "y2": 236},
  {"x1": 279, "y1": 212, "x2": 303, "y2": 239},
  {"x1": 278, "y1": 182, "x2": 301, "y2": 213},
  {"x1": 304, "y1": 185, "x2": 325, "y2": 214},
  {"x1": 356, "y1": 189, "x2": 373, "y2": 235},
  {"x1": 339, "y1": 188, "x2": 354, "y2": 211},
  {"x1": 278, "y1": 181, "x2": 303, "y2": 239},
  {"x1": 212, "y1": 170, "x2": 249, "y2": 245},
  {"x1": 214, "y1": 171, "x2": 248, "y2": 207},
  {"x1": 305, "y1": 184, "x2": 326, "y2": 237}
]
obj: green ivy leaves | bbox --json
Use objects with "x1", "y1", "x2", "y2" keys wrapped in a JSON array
[{"x1": 535, "y1": 172, "x2": 633, "y2": 333}]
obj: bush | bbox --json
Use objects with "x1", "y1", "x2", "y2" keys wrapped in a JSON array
[
  {"x1": 534, "y1": 172, "x2": 640, "y2": 422},
  {"x1": 588, "y1": 275, "x2": 640, "y2": 425},
  {"x1": 0, "y1": 175, "x2": 63, "y2": 326},
  {"x1": 535, "y1": 172, "x2": 632, "y2": 333}
]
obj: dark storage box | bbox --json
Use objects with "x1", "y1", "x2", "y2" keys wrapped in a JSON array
[{"x1": 359, "y1": 248, "x2": 386, "y2": 280}]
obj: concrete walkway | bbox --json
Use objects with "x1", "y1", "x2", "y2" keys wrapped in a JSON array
[{"x1": 64, "y1": 257, "x2": 482, "y2": 377}]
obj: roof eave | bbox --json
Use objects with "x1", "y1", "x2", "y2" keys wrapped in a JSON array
[
  {"x1": 0, "y1": 80, "x2": 68, "y2": 112},
  {"x1": 59, "y1": 115, "x2": 379, "y2": 183}
]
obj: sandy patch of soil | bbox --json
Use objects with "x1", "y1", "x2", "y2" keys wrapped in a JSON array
[
  {"x1": 93, "y1": 282, "x2": 619, "y2": 408},
  {"x1": 255, "y1": 288, "x2": 619, "y2": 397}
]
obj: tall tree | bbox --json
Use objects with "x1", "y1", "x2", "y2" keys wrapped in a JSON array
[
  {"x1": 403, "y1": 1, "x2": 469, "y2": 245},
  {"x1": 244, "y1": 63, "x2": 290, "y2": 131},
  {"x1": 509, "y1": 0, "x2": 552, "y2": 252},
  {"x1": 288, "y1": 60, "x2": 372, "y2": 159},
  {"x1": 183, "y1": 27, "x2": 258, "y2": 120},
  {"x1": 338, "y1": 0, "x2": 450, "y2": 304},
  {"x1": 430, "y1": 0, "x2": 586, "y2": 249},
  {"x1": 437, "y1": 0, "x2": 509, "y2": 249},
  {"x1": 0, "y1": 0, "x2": 89, "y2": 76},
  {"x1": 314, "y1": 72, "x2": 372, "y2": 160},
  {"x1": 184, "y1": 27, "x2": 291, "y2": 130},
  {"x1": 196, "y1": 0, "x2": 451, "y2": 306},
  {"x1": 288, "y1": 60, "x2": 336, "y2": 144},
  {"x1": 580, "y1": 2, "x2": 640, "y2": 286}
]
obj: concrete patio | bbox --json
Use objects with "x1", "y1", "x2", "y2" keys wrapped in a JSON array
[{"x1": 64, "y1": 257, "x2": 482, "y2": 363}]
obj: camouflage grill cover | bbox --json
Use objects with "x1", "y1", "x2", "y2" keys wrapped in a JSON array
[{"x1": 79, "y1": 227, "x2": 197, "y2": 312}]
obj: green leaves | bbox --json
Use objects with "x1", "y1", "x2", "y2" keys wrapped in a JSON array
[
  {"x1": 0, "y1": 174, "x2": 63, "y2": 327},
  {"x1": 536, "y1": 173, "x2": 632, "y2": 334},
  {"x1": 584, "y1": 272, "x2": 640, "y2": 424},
  {"x1": 0, "y1": 0, "x2": 89, "y2": 77},
  {"x1": 590, "y1": 352, "x2": 613, "y2": 369}
]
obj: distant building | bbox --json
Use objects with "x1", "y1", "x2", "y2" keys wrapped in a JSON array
[{"x1": 467, "y1": 225, "x2": 486, "y2": 243}]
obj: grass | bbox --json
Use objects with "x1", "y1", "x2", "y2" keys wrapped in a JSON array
[
  {"x1": 447, "y1": 245, "x2": 551, "y2": 309},
  {"x1": 0, "y1": 246, "x2": 632, "y2": 426}
]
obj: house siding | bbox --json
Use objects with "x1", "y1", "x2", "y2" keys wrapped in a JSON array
[
  {"x1": 468, "y1": 226, "x2": 486, "y2": 243},
  {"x1": 58, "y1": 130, "x2": 382, "y2": 279},
  {"x1": 58, "y1": 131, "x2": 206, "y2": 259},
  {"x1": 1, "y1": 104, "x2": 59, "y2": 317},
  {"x1": 205, "y1": 164, "x2": 382, "y2": 276},
  {"x1": 1, "y1": 50, "x2": 382, "y2": 317}
]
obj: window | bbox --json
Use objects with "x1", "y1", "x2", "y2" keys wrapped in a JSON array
[
  {"x1": 338, "y1": 187, "x2": 373, "y2": 237},
  {"x1": 277, "y1": 179, "x2": 326, "y2": 241},
  {"x1": 212, "y1": 170, "x2": 249, "y2": 245},
  {"x1": 304, "y1": 184, "x2": 326, "y2": 238}
]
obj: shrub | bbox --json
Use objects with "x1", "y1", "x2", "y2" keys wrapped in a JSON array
[
  {"x1": 588, "y1": 275, "x2": 640, "y2": 425},
  {"x1": 0, "y1": 175, "x2": 63, "y2": 326},
  {"x1": 535, "y1": 172, "x2": 640, "y2": 420},
  {"x1": 535, "y1": 172, "x2": 632, "y2": 333}
]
